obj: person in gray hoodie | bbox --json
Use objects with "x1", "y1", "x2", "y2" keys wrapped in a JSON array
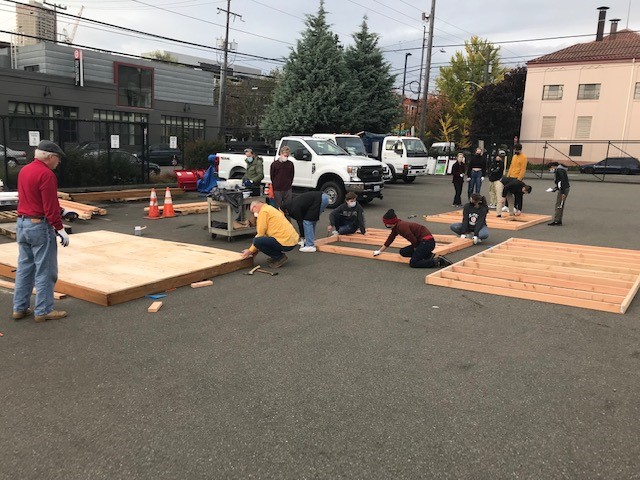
[{"x1": 450, "y1": 193, "x2": 489, "y2": 244}]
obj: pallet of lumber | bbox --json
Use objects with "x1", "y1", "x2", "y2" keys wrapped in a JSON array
[
  {"x1": 314, "y1": 228, "x2": 473, "y2": 264},
  {"x1": 144, "y1": 201, "x2": 220, "y2": 216},
  {"x1": 58, "y1": 199, "x2": 107, "y2": 219},
  {"x1": 0, "y1": 231, "x2": 252, "y2": 306},
  {"x1": 0, "y1": 223, "x2": 16, "y2": 239},
  {"x1": 67, "y1": 188, "x2": 186, "y2": 203},
  {"x1": 425, "y1": 237, "x2": 640, "y2": 314},
  {"x1": 0, "y1": 210, "x2": 17, "y2": 221},
  {"x1": 423, "y1": 210, "x2": 552, "y2": 231},
  {"x1": 57, "y1": 191, "x2": 72, "y2": 200}
]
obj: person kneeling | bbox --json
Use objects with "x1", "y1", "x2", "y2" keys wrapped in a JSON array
[
  {"x1": 449, "y1": 193, "x2": 490, "y2": 245},
  {"x1": 373, "y1": 209, "x2": 452, "y2": 268},
  {"x1": 328, "y1": 192, "x2": 366, "y2": 236},
  {"x1": 241, "y1": 201, "x2": 299, "y2": 268}
]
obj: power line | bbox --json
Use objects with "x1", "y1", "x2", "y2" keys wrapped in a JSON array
[{"x1": 343, "y1": 0, "x2": 423, "y2": 33}]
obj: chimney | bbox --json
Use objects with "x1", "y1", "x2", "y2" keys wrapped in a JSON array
[
  {"x1": 596, "y1": 6, "x2": 609, "y2": 41},
  {"x1": 610, "y1": 18, "x2": 621, "y2": 37}
]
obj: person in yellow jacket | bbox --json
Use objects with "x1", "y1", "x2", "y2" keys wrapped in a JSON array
[
  {"x1": 241, "y1": 201, "x2": 299, "y2": 268},
  {"x1": 502, "y1": 143, "x2": 528, "y2": 212}
]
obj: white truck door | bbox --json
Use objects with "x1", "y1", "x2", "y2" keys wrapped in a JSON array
[
  {"x1": 382, "y1": 138, "x2": 404, "y2": 172},
  {"x1": 281, "y1": 139, "x2": 314, "y2": 187}
]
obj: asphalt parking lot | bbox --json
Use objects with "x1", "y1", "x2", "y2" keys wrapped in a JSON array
[{"x1": 1, "y1": 174, "x2": 639, "y2": 479}]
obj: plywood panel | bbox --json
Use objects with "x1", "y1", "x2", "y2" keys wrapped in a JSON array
[
  {"x1": 426, "y1": 237, "x2": 640, "y2": 314},
  {"x1": 315, "y1": 228, "x2": 473, "y2": 263},
  {"x1": 0, "y1": 231, "x2": 252, "y2": 306},
  {"x1": 423, "y1": 211, "x2": 552, "y2": 231}
]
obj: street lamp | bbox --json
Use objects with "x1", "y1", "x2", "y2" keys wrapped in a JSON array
[{"x1": 401, "y1": 52, "x2": 412, "y2": 99}]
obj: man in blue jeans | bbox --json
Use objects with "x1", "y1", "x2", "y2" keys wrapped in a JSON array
[
  {"x1": 13, "y1": 140, "x2": 70, "y2": 323},
  {"x1": 280, "y1": 191, "x2": 329, "y2": 253}
]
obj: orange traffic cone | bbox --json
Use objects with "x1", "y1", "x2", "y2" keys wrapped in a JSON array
[
  {"x1": 146, "y1": 188, "x2": 160, "y2": 219},
  {"x1": 162, "y1": 187, "x2": 175, "y2": 218}
]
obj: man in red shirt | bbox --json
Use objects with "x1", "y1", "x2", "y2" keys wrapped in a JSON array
[
  {"x1": 373, "y1": 209, "x2": 452, "y2": 268},
  {"x1": 12, "y1": 140, "x2": 69, "y2": 323}
]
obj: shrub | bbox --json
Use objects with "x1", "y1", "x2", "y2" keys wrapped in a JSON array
[{"x1": 183, "y1": 139, "x2": 225, "y2": 169}]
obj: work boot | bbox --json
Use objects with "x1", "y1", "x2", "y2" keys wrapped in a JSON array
[
  {"x1": 270, "y1": 254, "x2": 288, "y2": 268},
  {"x1": 438, "y1": 255, "x2": 453, "y2": 267},
  {"x1": 12, "y1": 308, "x2": 33, "y2": 320},
  {"x1": 34, "y1": 310, "x2": 67, "y2": 323}
]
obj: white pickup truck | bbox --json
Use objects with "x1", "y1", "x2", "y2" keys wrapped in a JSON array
[
  {"x1": 359, "y1": 132, "x2": 429, "y2": 183},
  {"x1": 216, "y1": 136, "x2": 385, "y2": 208}
]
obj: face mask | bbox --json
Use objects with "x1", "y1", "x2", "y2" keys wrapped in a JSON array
[
  {"x1": 246, "y1": 157, "x2": 253, "y2": 163},
  {"x1": 253, "y1": 212, "x2": 259, "y2": 218},
  {"x1": 385, "y1": 224, "x2": 394, "y2": 229},
  {"x1": 347, "y1": 201, "x2": 356, "y2": 208},
  {"x1": 279, "y1": 156, "x2": 287, "y2": 162}
]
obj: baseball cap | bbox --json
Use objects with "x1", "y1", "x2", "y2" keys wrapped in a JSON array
[
  {"x1": 37, "y1": 140, "x2": 65, "y2": 158},
  {"x1": 244, "y1": 148, "x2": 253, "y2": 153}
]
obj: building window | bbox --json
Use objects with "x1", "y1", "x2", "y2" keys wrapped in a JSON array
[
  {"x1": 577, "y1": 83, "x2": 600, "y2": 100},
  {"x1": 569, "y1": 145, "x2": 583, "y2": 157},
  {"x1": 575, "y1": 116, "x2": 592, "y2": 139},
  {"x1": 634, "y1": 82, "x2": 640, "y2": 99},
  {"x1": 23, "y1": 65, "x2": 40, "y2": 72},
  {"x1": 93, "y1": 110, "x2": 149, "y2": 146},
  {"x1": 8, "y1": 101, "x2": 78, "y2": 143},
  {"x1": 115, "y1": 63, "x2": 154, "y2": 108},
  {"x1": 542, "y1": 84, "x2": 563, "y2": 100},
  {"x1": 160, "y1": 116, "x2": 205, "y2": 144},
  {"x1": 541, "y1": 116, "x2": 556, "y2": 138}
]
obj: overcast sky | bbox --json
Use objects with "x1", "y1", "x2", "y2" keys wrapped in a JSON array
[{"x1": 0, "y1": 0, "x2": 637, "y2": 96}]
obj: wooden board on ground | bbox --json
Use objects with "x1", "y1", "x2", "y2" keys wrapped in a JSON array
[
  {"x1": 0, "y1": 231, "x2": 252, "y2": 306},
  {"x1": 0, "y1": 210, "x2": 17, "y2": 221},
  {"x1": 425, "y1": 237, "x2": 640, "y2": 314},
  {"x1": 0, "y1": 278, "x2": 67, "y2": 299},
  {"x1": 0, "y1": 222, "x2": 16, "y2": 239},
  {"x1": 67, "y1": 188, "x2": 186, "y2": 203},
  {"x1": 144, "y1": 201, "x2": 219, "y2": 216},
  {"x1": 423, "y1": 210, "x2": 552, "y2": 231},
  {"x1": 59, "y1": 199, "x2": 107, "y2": 219},
  {"x1": 314, "y1": 228, "x2": 473, "y2": 264}
]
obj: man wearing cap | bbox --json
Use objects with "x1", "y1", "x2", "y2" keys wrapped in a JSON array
[
  {"x1": 241, "y1": 148, "x2": 264, "y2": 189},
  {"x1": 12, "y1": 140, "x2": 69, "y2": 323},
  {"x1": 373, "y1": 209, "x2": 452, "y2": 268}
]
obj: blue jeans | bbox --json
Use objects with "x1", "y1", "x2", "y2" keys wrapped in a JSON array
[
  {"x1": 467, "y1": 170, "x2": 483, "y2": 198},
  {"x1": 450, "y1": 222, "x2": 489, "y2": 240},
  {"x1": 13, "y1": 218, "x2": 58, "y2": 316},
  {"x1": 302, "y1": 194, "x2": 329, "y2": 247},
  {"x1": 253, "y1": 236, "x2": 295, "y2": 260}
]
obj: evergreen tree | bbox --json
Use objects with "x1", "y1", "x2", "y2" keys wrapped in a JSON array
[
  {"x1": 344, "y1": 17, "x2": 400, "y2": 132},
  {"x1": 261, "y1": 2, "x2": 351, "y2": 139}
]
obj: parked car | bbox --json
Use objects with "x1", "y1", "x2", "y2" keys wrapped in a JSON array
[
  {"x1": 0, "y1": 144, "x2": 28, "y2": 167},
  {"x1": 84, "y1": 149, "x2": 161, "y2": 177},
  {"x1": 140, "y1": 144, "x2": 183, "y2": 166},
  {"x1": 580, "y1": 157, "x2": 640, "y2": 175}
]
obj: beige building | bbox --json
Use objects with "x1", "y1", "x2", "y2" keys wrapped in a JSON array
[
  {"x1": 15, "y1": 1, "x2": 56, "y2": 47},
  {"x1": 520, "y1": 13, "x2": 640, "y2": 165}
]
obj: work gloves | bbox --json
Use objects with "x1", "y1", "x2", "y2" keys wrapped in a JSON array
[{"x1": 56, "y1": 229, "x2": 70, "y2": 247}]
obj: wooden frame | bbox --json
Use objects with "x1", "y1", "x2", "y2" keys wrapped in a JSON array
[
  {"x1": 423, "y1": 210, "x2": 552, "y2": 231},
  {"x1": 0, "y1": 231, "x2": 252, "y2": 306},
  {"x1": 314, "y1": 228, "x2": 473, "y2": 264},
  {"x1": 426, "y1": 237, "x2": 640, "y2": 314}
]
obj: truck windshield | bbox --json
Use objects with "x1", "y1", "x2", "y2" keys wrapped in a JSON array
[
  {"x1": 335, "y1": 137, "x2": 367, "y2": 156},
  {"x1": 306, "y1": 139, "x2": 348, "y2": 156},
  {"x1": 402, "y1": 138, "x2": 428, "y2": 156}
]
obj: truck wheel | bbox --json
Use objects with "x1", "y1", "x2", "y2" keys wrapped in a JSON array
[
  {"x1": 387, "y1": 165, "x2": 398, "y2": 184},
  {"x1": 402, "y1": 176, "x2": 416, "y2": 183},
  {"x1": 321, "y1": 181, "x2": 345, "y2": 208}
]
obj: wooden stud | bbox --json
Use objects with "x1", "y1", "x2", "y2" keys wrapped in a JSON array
[
  {"x1": 424, "y1": 211, "x2": 552, "y2": 230},
  {"x1": 191, "y1": 280, "x2": 213, "y2": 288},
  {"x1": 148, "y1": 301, "x2": 163, "y2": 313}
]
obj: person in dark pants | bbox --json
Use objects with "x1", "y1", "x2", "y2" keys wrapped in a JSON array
[
  {"x1": 280, "y1": 190, "x2": 330, "y2": 252},
  {"x1": 328, "y1": 192, "x2": 366, "y2": 235},
  {"x1": 270, "y1": 145, "x2": 295, "y2": 209},
  {"x1": 372, "y1": 209, "x2": 452, "y2": 268},
  {"x1": 451, "y1": 153, "x2": 466, "y2": 207},
  {"x1": 466, "y1": 147, "x2": 486, "y2": 200},
  {"x1": 546, "y1": 162, "x2": 570, "y2": 226},
  {"x1": 450, "y1": 193, "x2": 490, "y2": 244}
]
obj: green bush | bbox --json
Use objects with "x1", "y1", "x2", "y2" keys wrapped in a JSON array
[
  {"x1": 183, "y1": 139, "x2": 225, "y2": 169},
  {"x1": 59, "y1": 150, "x2": 141, "y2": 188}
]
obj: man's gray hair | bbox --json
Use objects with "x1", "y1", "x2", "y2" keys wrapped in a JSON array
[
  {"x1": 34, "y1": 149, "x2": 51, "y2": 160},
  {"x1": 249, "y1": 200, "x2": 264, "y2": 210}
]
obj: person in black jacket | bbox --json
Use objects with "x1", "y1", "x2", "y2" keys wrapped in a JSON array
[
  {"x1": 328, "y1": 192, "x2": 366, "y2": 235},
  {"x1": 546, "y1": 162, "x2": 570, "y2": 226},
  {"x1": 496, "y1": 178, "x2": 532, "y2": 217},
  {"x1": 451, "y1": 153, "x2": 466, "y2": 207},
  {"x1": 487, "y1": 152, "x2": 505, "y2": 209},
  {"x1": 449, "y1": 193, "x2": 489, "y2": 244},
  {"x1": 466, "y1": 147, "x2": 486, "y2": 200},
  {"x1": 280, "y1": 191, "x2": 329, "y2": 252}
]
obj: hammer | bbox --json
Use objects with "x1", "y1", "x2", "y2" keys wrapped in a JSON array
[
  {"x1": 244, "y1": 265, "x2": 261, "y2": 275},
  {"x1": 256, "y1": 268, "x2": 278, "y2": 276}
]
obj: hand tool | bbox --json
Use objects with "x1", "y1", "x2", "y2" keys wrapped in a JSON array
[
  {"x1": 256, "y1": 268, "x2": 278, "y2": 276},
  {"x1": 244, "y1": 265, "x2": 261, "y2": 275}
]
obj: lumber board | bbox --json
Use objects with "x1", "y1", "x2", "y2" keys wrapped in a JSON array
[
  {"x1": 0, "y1": 278, "x2": 66, "y2": 299},
  {"x1": 144, "y1": 202, "x2": 220, "y2": 215},
  {"x1": 426, "y1": 238, "x2": 640, "y2": 314},
  {"x1": 0, "y1": 222, "x2": 16, "y2": 239},
  {"x1": 0, "y1": 210, "x2": 17, "y2": 221},
  {"x1": 191, "y1": 280, "x2": 213, "y2": 288},
  {"x1": 315, "y1": 229, "x2": 473, "y2": 262},
  {"x1": 423, "y1": 211, "x2": 552, "y2": 231},
  {"x1": 0, "y1": 231, "x2": 252, "y2": 306},
  {"x1": 148, "y1": 301, "x2": 163, "y2": 313},
  {"x1": 59, "y1": 199, "x2": 107, "y2": 218},
  {"x1": 68, "y1": 188, "x2": 185, "y2": 203},
  {"x1": 57, "y1": 191, "x2": 72, "y2": 200}
]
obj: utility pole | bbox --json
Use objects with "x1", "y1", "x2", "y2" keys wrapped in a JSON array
[
  {"x1": 415, "y1": 24, "x2": 426, "y2": 126},
  {"x1": 44, "y1": 1, "x2": 67, "y2": 43},
  {"x1": 418, "y1": 0, "x2": 436, "y2": 139},
  {"x1": 483, "y1": 47, "x2": 491, "y2": 86},
  {"x1": 216, "y1": 0, "x2": 241, "y2": 141}
]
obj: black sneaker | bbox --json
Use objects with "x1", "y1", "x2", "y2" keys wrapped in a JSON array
[{"x1": 438, "y1": 255, "x2": 453, "y2": 267}]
